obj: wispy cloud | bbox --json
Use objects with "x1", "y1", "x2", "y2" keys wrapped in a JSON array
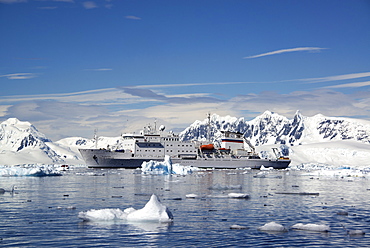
[
  {"x1": 0, "y1": 88, "x2": 133, "y2": 105},
  {"x1": 244, "y1": 47, "x2": 327, "y2": 59},
  {"x1": 324, "y1": 81, "x2": 370, "y2": 89},
  {"x1": 126, "y1": 72, "x2": 370, "y2": 89},
  {"x1": 83, "y1": 1, "x2": 97, "y2": 9},
  {"x1": 84, "y1": 68, "x2": 113, "y2": 71},
  {"x1": 298, "y1": 72, "x2": 370, "y2": 84},
  {"x1": 130, "y1": 81, "x2": 259, "y2": 89},
  {"x1": 125, "y1": 15, "x2": 141, "y2": 20},
  {"x1": 121, "y1": 87, "x2": 222, "y2": 104},
  {"x1": 0, "y1": 73, "x2": 38, "y2": 80}
]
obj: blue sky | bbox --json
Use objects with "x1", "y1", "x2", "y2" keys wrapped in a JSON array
[{"x1": 1, "y1": 0, "x2": 370, "y2": 140}]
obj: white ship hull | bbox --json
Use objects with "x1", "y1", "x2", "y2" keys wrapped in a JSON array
[{"x1": 79, "y1": 148, "x2": 290, "y2": 169}]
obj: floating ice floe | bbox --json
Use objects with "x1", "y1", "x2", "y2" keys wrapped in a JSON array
[
  {"x1": 341, "y1": 225, "x2": 366, "y2": 236},
  {"x1": 230, "y1": 224, "x2": 248, "y2": 229},
  {"x1": 347, "y1": 230, "x2": 365, "y2": 236},
  {"x1": 186, "y1": 192, "x2": 249, "y2": 199},
  {"x1": 291, "y1": 223, "x2": 330, "y2": 232},
  {"x1": 185, "y1": 194, "x2": 200, "y2": 198},
  {"x1": 253, "y1": 171, "x2": 282, "y2": 179},
  {"x1": 56, "y1": 206, "x2": 76, "y2": 210},
  {"x1": 258, "y1": 222, "x2": 287, "y2": 232},
  {"x1": 228, "y1": 193, "x2": 249, "y2": 199},
  {"x1": 260, "y1": 165, "x2": 274, "y2": 171},
  {"x1": 208, "y1": 184, "x2": 242, "y2": 190},
  {"x1": 141, "y1": 155, "x2": 199, "y2": 175},
  {"x1": 0, "y1": 164, "x2": 62, "y2": 177},
  {"x1": 78, "y1": 194, "x2": 173, "y2": 223}
]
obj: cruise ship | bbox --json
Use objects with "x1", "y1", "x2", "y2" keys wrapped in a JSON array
[{"x1": 79, "y1": 122, "x2": 290, "y2": 170}]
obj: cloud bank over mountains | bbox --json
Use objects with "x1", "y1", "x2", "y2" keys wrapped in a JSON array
[
  {"x1": 0, "y1": 71, "x2": 370, "y2": 141},
  {"x1": 1, "y1": 78, "x2": 370, "y2": 141}
]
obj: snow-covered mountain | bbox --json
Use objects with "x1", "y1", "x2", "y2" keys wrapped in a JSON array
[
  {"x1": 1, "y1": 111, "x2": 370, "y2": 167},
  {"x1": 0, "y1": 118, "x2": 81, "y2": 165},
  {"x1": 179, "y1": 111, "x2": 370, "y2": 146}
]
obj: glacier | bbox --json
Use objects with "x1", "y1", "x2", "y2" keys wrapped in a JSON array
[{"x1": 1, "y1": 111, "x2": 370, "y2": 168}]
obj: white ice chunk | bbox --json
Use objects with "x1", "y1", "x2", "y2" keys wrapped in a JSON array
[
  {"x1": 228, "y1": 193, "x2": 249, "y2": 199},
  {"x1": 291, "y1": 223, "x2": 330, "y2": 232},
  {"x1": 230, "y1": 224, "x2": 248, "y2": 229},
  {"x1": 78, "y1": 208, "x2": 128, "y2": 221},
  {"x1": 186, "y1": 194, "x2": 200, "y2": 198},
  {"x1": 78, "y1": 194, "x2": 173, "y2": 223},
  {"x1": 253, "y1": 171, "x2": 267, "y2": 178},
  {"x1": 141, "y1": 155, "x2": 198, "y2": 175},
  {"x1": 127, "y1": 194, "x2": 173, "y2": 223},
  {"x1": 258, "y1": 222, "x2": 287, "y2": 232}
]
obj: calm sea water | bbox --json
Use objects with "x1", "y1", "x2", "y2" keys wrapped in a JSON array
[{"x1": 1, "y1": 168, "x2": 369, "y2": 247}]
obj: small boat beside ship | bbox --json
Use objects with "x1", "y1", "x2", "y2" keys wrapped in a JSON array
[{"x1": 79, "y1": 120, "x2": 291, "y2": 170}]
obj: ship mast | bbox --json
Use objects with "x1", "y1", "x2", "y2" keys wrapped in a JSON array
[
  {"x1": 94, "y1": 129, "x2": 98, "y2": 149},
  {"x1": 207, "y1": 112, "x2": 211, "y2": 142},
  {"x1": 154, "y1": 118, "x2": 157, "y2": 134}
]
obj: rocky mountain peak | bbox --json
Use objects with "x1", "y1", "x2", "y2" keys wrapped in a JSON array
[
  {"x1": 0, "y1": 118, "x2": 51, "y2": 152},
  {"x1": 179, "y1": 111, "x2": 370, "y2": 146}
]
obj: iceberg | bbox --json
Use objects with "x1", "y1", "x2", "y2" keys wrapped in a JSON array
[
  {"x1": 141, "y1": 155, "x2": 199, "y2": 175},
  {"x1": 0, "y1": 164, "x2": 62, "y2": 177},
  {"x1": 78, "y1": 194, "x2": 173, "y2": 223},
  {"x1": 126, "y1": 194, "x2": 173, "y2": 222}
]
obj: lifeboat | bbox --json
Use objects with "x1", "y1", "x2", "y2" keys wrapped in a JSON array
[{"x1": 200, "y1": 144, "x2": 214, "y2": 150}]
